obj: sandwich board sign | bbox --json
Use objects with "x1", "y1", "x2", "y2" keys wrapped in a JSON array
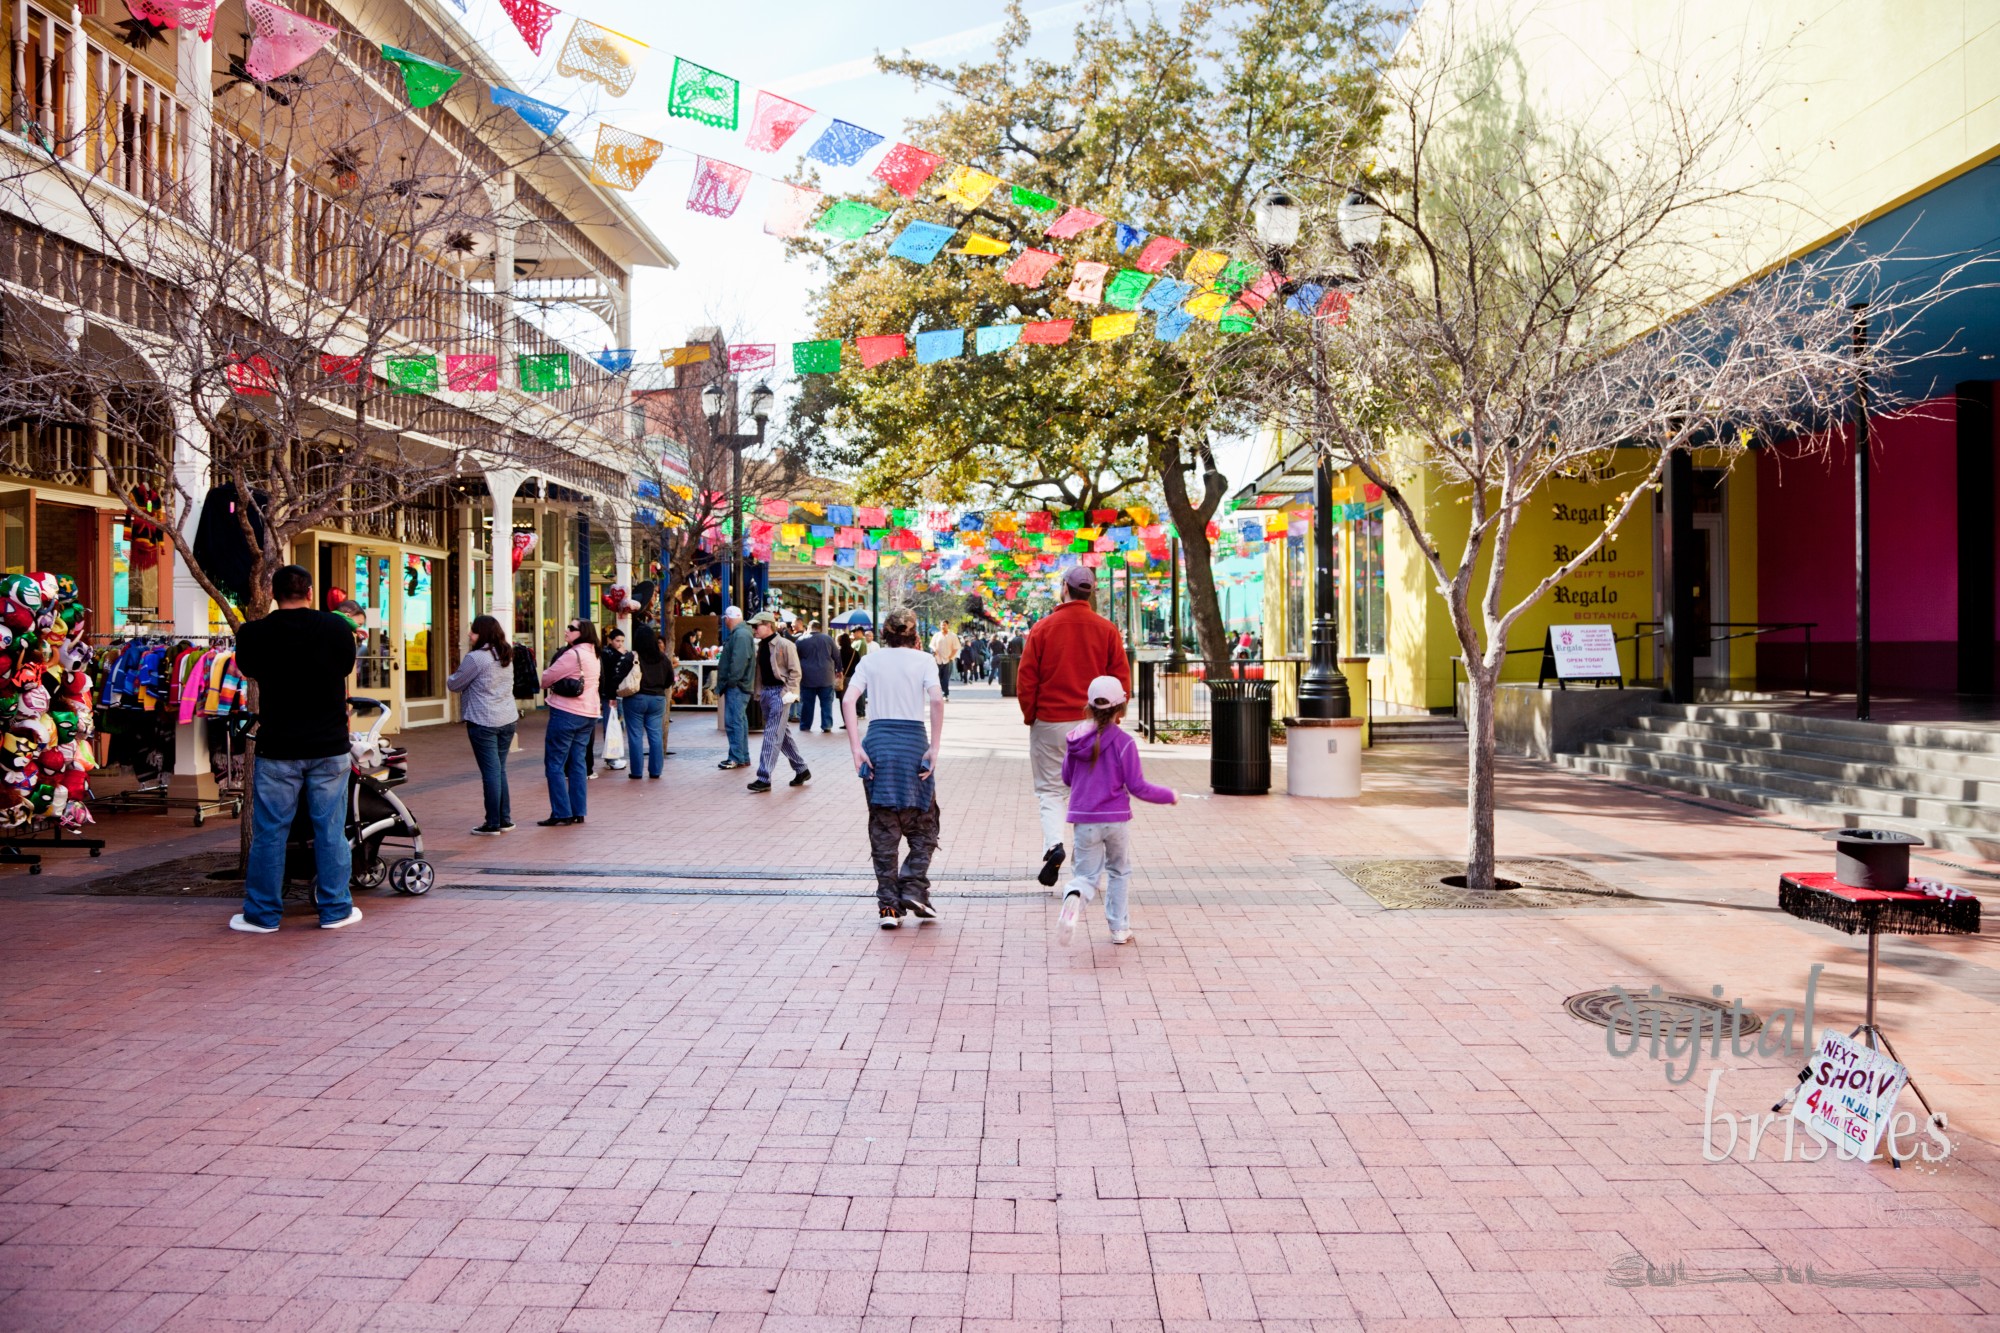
[
  {"x1": 1539, "y1": 624, "x2": 1622, "y2": 687},
  {"x1": 1790, "y1": 1030, "x2": 1908, "y2": 1161}
]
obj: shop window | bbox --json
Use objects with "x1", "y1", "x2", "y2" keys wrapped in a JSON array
[
  {"x1": 1355, "y1": 506, "x2": 1387, "y2": 655},
  {"x1": 1285, "y1": 535, "x2": 1307, "y2": 657},
  {"x1": 350, "y1": 552, "x2": 394, "y2": 691},
  {"x1": 1, "y1": 491, "x2": 29, "y2": 574},
  {"x1": 403, "y1": 554, "x2": 438, "y2": 700},
  {"x1": 111, "y1": 517, "x2": 161, "y2": 626},
  {"x1": 540, "y1": 568, "x2": 563, "y2": 665}
]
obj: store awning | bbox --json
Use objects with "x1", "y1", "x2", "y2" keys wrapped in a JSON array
[{"x1": 1229, "y1": 440, "x2": 1316, "y2": 512}]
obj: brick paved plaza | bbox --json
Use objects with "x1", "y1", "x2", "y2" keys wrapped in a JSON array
[{"x1": 2, "y1": 687, "x2": 1998, "y2": 1331}]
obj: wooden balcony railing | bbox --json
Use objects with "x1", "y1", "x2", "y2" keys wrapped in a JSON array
[
  {"x1": 2, "y1": 6, "x2": 631, "y2": 452},
  {"x1": 7, "y1": 0, "x2": 187, "y2": 211}
]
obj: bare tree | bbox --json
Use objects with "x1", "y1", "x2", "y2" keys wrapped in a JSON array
[
  {"x1": 1210, "y1": 18, "x2": 1976, "y2": 888},
  {"x1": 0, "y1": 17, "x2": 629, "y2": 623},
  {"x1": 627, "y1": 348, "x2": 802, "y2": 669}
]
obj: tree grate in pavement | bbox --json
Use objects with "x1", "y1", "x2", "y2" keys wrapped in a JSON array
[
  {"x1": 451, "y1": 882, "x2": 1054, "y2": 899},
  {"x1": 472, "y1": 865, "x2": 1030, "y2": 881},
  {"x1": 1333, "y1": 857, "x2": 1641, "y2": 910},
  {"x1": 1565, "y1": 986, "x2": 1764, "y2": 1035}
]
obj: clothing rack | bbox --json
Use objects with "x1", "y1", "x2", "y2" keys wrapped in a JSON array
[{"x1": 90, "y1": 633, "x2": 245, "y2": 826}]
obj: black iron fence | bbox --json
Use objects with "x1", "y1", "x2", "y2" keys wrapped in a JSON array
[{"x1": 1135, "y1": 657, "x2": 1371, "y2": 743}]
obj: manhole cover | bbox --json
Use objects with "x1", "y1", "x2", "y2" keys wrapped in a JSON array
[
  {"x1": 1334, "y1": 858, "x2": 1639, "y2": 910},
  {"x1": 1565, "y1": 986, "x2": 1763, "y2": 1036}
]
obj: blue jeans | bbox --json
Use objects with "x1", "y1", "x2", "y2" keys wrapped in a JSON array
[
  {"x1": 544, "y1": 709, "x2": 593, "y2": 819},
  {"x1": 1065, "y1": 821, "x2": 1133, "y2": 933},
  {"x1": 466, "y1": 722, "x2": 514, "y2": 827},
  {"x1": 241, "y1": 754, "x2": 353, "y2": 929},
  {"x1": 800, "y1": 685, "x2": 836, "y2": 732},
  {"x1": 757, "y1": 686, "x2": 807, "y2": 781},
  {"x1": 622, "y1": 693, "x2": 666, "y2": 777},
  {"x1": 723, "y1": 686, "x2": 750, "y2": 764}
]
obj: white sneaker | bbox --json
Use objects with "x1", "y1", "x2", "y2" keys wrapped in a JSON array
[
  {"x1": 1056, "y1": 892, "x2": 1080, "y2": 945},
  {"x1": 228, "y1": 914, "x2": 277, "y2": 934},
  {"x1": 1109, "y1": 929, "x2": 1132, "y2": 945},
  {"x1": 321, "y1": 906, "x2": 364, "y2": 930}
]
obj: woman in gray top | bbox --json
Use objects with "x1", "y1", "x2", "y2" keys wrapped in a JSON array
[{"x1": 448, "y1": 615, "x2": 521, "y2": 835}]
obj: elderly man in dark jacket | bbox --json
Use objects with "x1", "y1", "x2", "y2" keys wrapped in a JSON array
[
  {"x1": 795, "y1": 619, "x2": 839, "y2": 733},
  {"x1": 715, "y1": 606, "x2": 754, "y2": 770}
]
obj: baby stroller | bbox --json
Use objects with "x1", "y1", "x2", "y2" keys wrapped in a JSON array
[{"x1": 281, "y1": 696, "x2": 434, "y2": 896}]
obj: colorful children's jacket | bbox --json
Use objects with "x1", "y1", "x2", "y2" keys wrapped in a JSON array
[{"x1": 1062, "y1": 721, "x2": 1176, "y2": 823}]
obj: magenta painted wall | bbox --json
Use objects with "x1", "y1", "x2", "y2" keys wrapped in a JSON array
[{"x1": 1757, "y1": 400, "x2": 1959, "y2": 641}]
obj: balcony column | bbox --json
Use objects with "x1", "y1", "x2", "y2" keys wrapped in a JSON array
[
  {"x1": 607, "y1": 502, "x2": 634, "y2": 635},
  {"x1": 454, "y1": 496, "x2": 478, "y2": 674},
  {"x1": 484, "y1": 465, "x2": 524, "y2": 639},
  {"x1": 490, "y1": 172, "x2": 517, "y2": 389},
  {"x1": 175, "y1": 0, "x2": 212, "y2": 228},
  {"x1": 61, "y1": 3, "x2": 83, "y2": 165}
]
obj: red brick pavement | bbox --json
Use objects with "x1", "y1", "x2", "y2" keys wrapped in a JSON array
[{"x1": 2, "y1": 685, "x2": 1997, "y2": 1331}]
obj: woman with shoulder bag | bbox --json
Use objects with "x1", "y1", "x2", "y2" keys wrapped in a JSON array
[
  {"x1": 448, "y1": 615, "x2": 519, "y2": 836},
  {"x1": 622, "y1": 619, "x2": 673, "y2": 779},
  {"x1": 538, "y1": 619, "x2": 600, "y2": 825}
]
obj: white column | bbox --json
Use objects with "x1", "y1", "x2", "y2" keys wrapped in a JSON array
[
  {"x1": 455, "y1": 497, "x2": 477, "y2": 648},
  {"x1": 167, "y1": 403, "x2": 212, "y2": 789},
  {"x1": 176, "y1": 0, "x2": 212, "y2": 228},
  {"x1": 485, "y1": 466, "x2": 524, "y2": 635},
  {"x1": 491, "y1": 173, "x2": 517, "y2": 388},
  {"x1": 169, "y1": 403, "x2": 211, "y2": 637},
  {"x1": 61, "y1": 4, "x2": 83, "y2": 166},
  {"x1": 608, "y1": 503, "x2": 633, "y2": 636}
]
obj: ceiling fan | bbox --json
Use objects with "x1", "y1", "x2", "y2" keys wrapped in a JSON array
[{"x1": 215, "y1": 35, "x2": 304, "y2": 105}]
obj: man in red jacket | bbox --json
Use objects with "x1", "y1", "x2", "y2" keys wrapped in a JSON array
[{"x1": 1017, "y1": 564, "x2": 1130, "y2": 886}]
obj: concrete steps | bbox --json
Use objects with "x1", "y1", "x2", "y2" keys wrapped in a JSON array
[
  {"x1": 1556, "y1": 702, "x2": 2000, "y2": 860},
  {"x1": 1372, "y1": 715, "x2": 1468, "y2": 745}
]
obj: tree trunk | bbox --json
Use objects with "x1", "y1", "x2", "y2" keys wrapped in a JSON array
[
  {"x1": 1462, "y1": 665, "x2": 1500, "y2": 891},
  {"x1": 1156, "y1": 441, "x2": 1233, "y2": 671},
  {"x1": 1177, "y1": 529, "x2": 1234, "y2": 670}
]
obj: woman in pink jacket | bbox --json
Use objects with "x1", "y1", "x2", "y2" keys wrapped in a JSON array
[{"x1": 538, "y1": 619, "x2": 600, "y2": 826}]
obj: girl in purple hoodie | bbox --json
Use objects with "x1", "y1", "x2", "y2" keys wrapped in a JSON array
[{"x1": 1057, "y1": 674, "x2": 1177, "y2": 945}]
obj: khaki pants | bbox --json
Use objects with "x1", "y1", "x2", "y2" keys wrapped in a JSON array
[{"x1": 1029, "y1": 720, "x2": 1073, "y2": 852}]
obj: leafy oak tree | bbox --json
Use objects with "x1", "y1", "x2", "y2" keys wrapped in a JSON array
[{"x1": 785, "y1": 0, "x2": 1389, "y2": 666}]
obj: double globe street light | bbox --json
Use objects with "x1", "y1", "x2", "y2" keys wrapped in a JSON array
[
  {"x1": 1251, "y1": 183, "x2": 1383, "y2": 719},
  {"x1": 700, "y1": 377, "x2": 775, "y2": 614}
]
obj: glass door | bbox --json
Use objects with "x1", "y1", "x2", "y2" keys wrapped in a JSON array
[
  {"x1": 402, "y1": 554, "x2": 439, "y2": 702},
  {"x1": 345, "y1": 547, "x2": 397, "y2": 695},
  {"x1": 0, "y1": 490, "x2": 30, "y2": 575}
]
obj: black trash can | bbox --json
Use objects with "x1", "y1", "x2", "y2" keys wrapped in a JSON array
[
  {"x1": 1208, "y1": 678, "x2": 1273, "y2": 795},
  {"x1": 746, "y1": 693, "x2": 766, "y2": 733},
  {"x1": 998, "y1": 654, "x2": 1020, "y2": 698}
]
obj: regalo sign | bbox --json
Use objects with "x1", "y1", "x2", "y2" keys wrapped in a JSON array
[{"x1": 1790, "y1": 1031, "x2": 1908, "y2": 1160}]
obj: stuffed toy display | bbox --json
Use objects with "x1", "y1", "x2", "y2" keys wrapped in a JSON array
[{"x1": 0, "y1": 572, "x2": 94, "y2": 831}]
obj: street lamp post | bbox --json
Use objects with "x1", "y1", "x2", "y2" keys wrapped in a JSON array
[
  {"x1": 701, "y1": 378, "x2": 775, "y2": 614},
  {"x1": 1256, "y1": 184, "x2": 1381, "y2": 719}
]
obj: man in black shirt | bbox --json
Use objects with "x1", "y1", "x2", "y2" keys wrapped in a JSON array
[{"x1": 230, "y1": 564, "x2": 361, "y2": 933}]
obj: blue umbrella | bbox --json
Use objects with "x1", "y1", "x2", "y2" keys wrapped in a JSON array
[{"x1": 830, "y1": 608, "x2": 873, "y2": 628}]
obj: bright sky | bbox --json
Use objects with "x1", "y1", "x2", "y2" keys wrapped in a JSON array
[{"x1": 439, "y1": 0, "x2": 1266, "y2": 492}]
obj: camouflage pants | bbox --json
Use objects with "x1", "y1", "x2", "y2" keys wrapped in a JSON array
[{"x1": 867, "y1": 801, "x2": 940, "y2": 911}]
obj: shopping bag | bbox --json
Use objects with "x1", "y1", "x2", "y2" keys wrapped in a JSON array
[{"x1": 602, "y1": 708, "x2": 628, "y2": 768}]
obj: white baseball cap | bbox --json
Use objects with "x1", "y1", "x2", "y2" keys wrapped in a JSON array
[
  {"x1": 723, "y1": 605, "x2": 744, "y2": 620},
  {"x1": 1087, "y1": 675, "x2": 1128, "y2": 707}
]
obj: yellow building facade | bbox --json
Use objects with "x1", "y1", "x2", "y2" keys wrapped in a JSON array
[{"x1": 1236, "y1": 0, "x2": 1998, "y2": 713}]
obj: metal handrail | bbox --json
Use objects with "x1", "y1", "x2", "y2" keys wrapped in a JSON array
[{"x1": 1447, "y1": 620, "x2": 1818, "y2": 716}]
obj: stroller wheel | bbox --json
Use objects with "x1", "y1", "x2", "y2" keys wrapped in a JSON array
[
  {"x1": 389, "y1": 858, "x2": 434, "y2": 896},
  {"x1": 354, "y1": 857, "x2": 388, "y2": 889}
]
